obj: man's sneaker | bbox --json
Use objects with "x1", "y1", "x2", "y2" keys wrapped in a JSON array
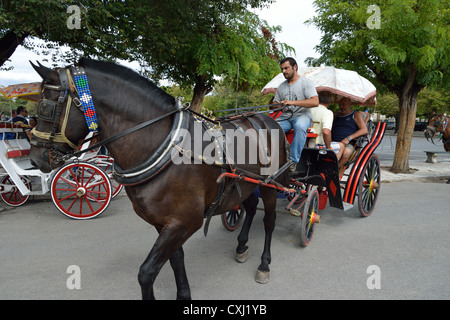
[{"x1": 289, "y1": 162, "x2": 297, "y2": 172}]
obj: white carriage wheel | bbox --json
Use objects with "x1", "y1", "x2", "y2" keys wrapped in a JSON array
[
  {"x1": 88, "y1": 155, "x2": 123, "y2": 199},
  {"x1": 0, "y1": 175, "x2": 31, "y2": 207},
  {"x1": 51, "y1": 162, "x2": 112, "y2": 220}
]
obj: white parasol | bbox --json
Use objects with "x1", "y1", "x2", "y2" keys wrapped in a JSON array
[{"x1": 261, "y1": 66, "x2": 377, "y2": 106}]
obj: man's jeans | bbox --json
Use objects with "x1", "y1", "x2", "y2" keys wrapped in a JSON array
[{"x1": 278, "y1": 114, "x2": 312, "y2": 164}]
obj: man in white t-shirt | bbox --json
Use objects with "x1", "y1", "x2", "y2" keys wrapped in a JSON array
[
  {"x1": 311, "y1": 92, "x2": 344, "y2": 160},
  {"x1": 273, "y1": 57, "x2": 319, "y2": 171}
]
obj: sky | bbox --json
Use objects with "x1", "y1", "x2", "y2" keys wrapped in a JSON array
[{"x1": 0, "y1": 0, "x2": 322, "y2": 87}]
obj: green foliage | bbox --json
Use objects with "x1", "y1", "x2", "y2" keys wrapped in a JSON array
[
  {"x1": 202, "y1": 82, "x2": 275, "y2": 114},
  {"x1": 1, "y1": 0, "x2": 138, "y2": 68},
  {"x1": 306, "y1": 0, "x2": 449, "y2": 95},
  {"x1": 0, "y1": 95, "x2": 36, "y2": 118},
  {"x1": 132, "y1": 1, "x2": 291, "y2": 91}
]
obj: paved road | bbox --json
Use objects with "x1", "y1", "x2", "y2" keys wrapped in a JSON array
[{"x1": 1, "y1": 179, "x2": 449, "y2": 300}]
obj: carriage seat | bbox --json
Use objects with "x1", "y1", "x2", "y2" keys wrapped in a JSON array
[
  {"x1": 285, "y1": 128, "x2": 318, "y2": 148},
  {"x1": 0, "y1": 122, "x2": 31, "y2": 158}
]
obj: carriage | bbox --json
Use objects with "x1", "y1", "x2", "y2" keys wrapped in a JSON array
[
  {"x1": 27, "y1": 58, "x2": 386, "y2": 299},
  {"x1": 0, "y1": 122, "x2": 122, "y2": 219},
  {"x1": 222, "y1": 111, "x2": 386, "y2": 247}
]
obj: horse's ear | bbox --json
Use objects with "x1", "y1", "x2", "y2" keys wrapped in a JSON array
[{"x1": 30, "y1": 61, "x2": 59, "y2": 84}]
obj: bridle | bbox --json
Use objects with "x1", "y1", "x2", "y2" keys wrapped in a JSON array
[
  {"x1": 425, "y1": 113, "x2": 449, "y2": 145},
  {"x1": 31, "y1": 64, "x2": 189, "y2": 166},
  {"x1": 31, "y1": 66, "x2": 92, "y2": 165}
]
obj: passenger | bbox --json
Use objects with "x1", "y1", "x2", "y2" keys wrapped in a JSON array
[
  {"x1": 25, "y1": 116, "x2": 37, "y2": 141},
  {"x1": 12, "y1": 106, "x2": 29, "y2": 139},
  {"x1": 311, "y1": 92, "x2": 344, "y2": 160},
  {"x1": 12, "y1": 106, "x2": 28, "y2": 125},
  {"x1": 273, "y1": 57, "x2": 319, "y2": 172},
  {"x1": 331, "y1": 97, "x2": 369, "y2": 167}
]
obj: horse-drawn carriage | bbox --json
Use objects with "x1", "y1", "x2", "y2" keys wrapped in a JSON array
[
  {"x1": 0, "y1": 122, "x2": 122, "y2": 219},
  {"x1": 26, "y1": 58, "x2": 385, "y2": 299},
  {"x1": 221, "y1": 110, "x2": 386, "y2": 247}
]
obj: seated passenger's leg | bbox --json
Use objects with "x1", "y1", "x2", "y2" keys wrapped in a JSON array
[{"x1": 339, "y1": 144, "x2": 353, "y2": 167}]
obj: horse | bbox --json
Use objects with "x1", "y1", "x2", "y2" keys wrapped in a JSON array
[
  {"x1": 424, "y1": 112, "x2": 450, "y2": 152},
  {"x1": 29, "y1": 58, "x2": 289, "y2": 300}
]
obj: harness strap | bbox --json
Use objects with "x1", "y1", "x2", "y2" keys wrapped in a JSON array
[{"x1": 68, "y1": 105, "x2": 184, "y2": 160}]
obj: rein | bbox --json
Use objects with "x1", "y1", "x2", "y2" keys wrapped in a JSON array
[{"x1": 67, "y1": 102, "x2": 187, "y2": 161}]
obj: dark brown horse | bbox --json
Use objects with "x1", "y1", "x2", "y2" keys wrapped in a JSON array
[
  {"x1": 29, "y1": 58, "x2": 288, "y2": 299},
  {"x1": 424, "y1": 112, "x2": 450, "y2": 152}
]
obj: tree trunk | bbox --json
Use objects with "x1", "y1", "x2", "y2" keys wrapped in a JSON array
[
  {"x1": 0, "y1": 31, "x2": 30, "y2": 67},
  {"x1": 190, "y1": 75, "x2": 213, "y2": 113},
  {"x1": 391, "y1": 67, "x2": 422, "y2": 173}
]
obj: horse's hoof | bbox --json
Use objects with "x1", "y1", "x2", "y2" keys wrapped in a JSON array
[
  {"x1": 255, "y1": 270, "x2": 270, "y2": 284},
  {"x1": 236, "y1": 249, "x2": 249, "y2": 263}
]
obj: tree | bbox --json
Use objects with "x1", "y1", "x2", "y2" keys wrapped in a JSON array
[
  {"x1": 131, "y1": 0, "x2": 291, "y2": 112},
  {"x1": 0, "y1": 1, "x2": 138, "y2": 68},
  {"x1": 1, "y1": 1, "x2": 290, "y2": 114},
  {"x1": 306, "y1": 0, "x2": 449, "y2": 172}
]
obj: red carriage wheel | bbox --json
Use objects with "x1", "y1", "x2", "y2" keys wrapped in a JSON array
[
  {"x1": 51, "y1": 162, "x2": 112, "y2": 220},
  {"x1": 88, "y1": 155, "x2": 123, "y2": 199},
  {"x1": 299, "y1": 188, "x2": 320, "y2": 247},
  {"x1": 221, "y1": 204, "x2": 245, "y2": 231},
  {"x1": 0, "y1": 175, "x2": 31, "y2": 207}
]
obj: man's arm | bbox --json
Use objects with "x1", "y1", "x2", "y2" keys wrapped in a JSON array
[
  {"x1": 342, "y1": 111, "x2": 369, "y2": 145},
  {"x1": 280, "y1": 95, "x2": 319, "y2": 108},
  {"x1": 322, "y1": 128, "x2": 332, "y2": 149}
]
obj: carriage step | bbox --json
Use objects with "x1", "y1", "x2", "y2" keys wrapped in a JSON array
[{"x1": 342, "y1": 202, "x2": 354, "y2": 211}]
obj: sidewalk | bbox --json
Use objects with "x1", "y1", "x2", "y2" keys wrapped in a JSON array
[{"x1": 381, "y1": 158, "x2": 450, "y2": 183}]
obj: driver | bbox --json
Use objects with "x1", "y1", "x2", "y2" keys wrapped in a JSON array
[{"x1": 273, "y1": 57, "x2": 319, "y2": 172}]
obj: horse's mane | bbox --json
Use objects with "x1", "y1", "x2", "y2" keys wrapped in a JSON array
[{"x1": 77, "y1": 57, "x2": 175, "y2": 108}]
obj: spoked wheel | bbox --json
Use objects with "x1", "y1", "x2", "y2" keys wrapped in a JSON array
[
  {"x1": 88, "y1": 155, "x2": 123, "y2": 199},
  {"x1": 221, "y1": 205, "x2": 245, "y2": 231},
  {"x1": 358, "y1": 154, "x2": 381, "y2": 217},
  {"x1": 51, "y1": 162, "x2": 112, "y2": 220},
  {"x1": 0, "y1": 175, "x2": 31, "y2": 207},
  {"x1": 299, "y1": 188, "x2": 320, "y2": 247}
]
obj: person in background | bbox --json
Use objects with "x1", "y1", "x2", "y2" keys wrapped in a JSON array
[
  {"x1": 12, "y1": 106, "x2": 29, "y2": 139},
  {"x1": 25, "y1": 116, "x2": 37, "y2": 140}
]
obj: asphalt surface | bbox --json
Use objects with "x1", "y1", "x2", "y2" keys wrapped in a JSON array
[{"x1": 0, "y1": 132, "x2": 449, "y2": 300}]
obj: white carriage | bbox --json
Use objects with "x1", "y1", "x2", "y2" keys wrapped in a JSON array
[{"x1": 0, "y1": 123, "x2": 123, "y2": 219}]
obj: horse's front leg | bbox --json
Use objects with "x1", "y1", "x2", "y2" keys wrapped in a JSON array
[
  {"x1": 169, "y1": 246, "x2": 191, "y2": 300},
  {"x1": 138, "y1": 223, "x2": 198, "y2": 300},
  {"x1": 255, "y1": 186, "x2": 277, "y2": 284}
]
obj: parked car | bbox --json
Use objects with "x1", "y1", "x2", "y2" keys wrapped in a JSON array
[
  {"x1": 384, "y1": 121, "x2": 395, "y2": 130},
  {"x1": 414, "y1": 121, "x2": 427, "y2": 131}
]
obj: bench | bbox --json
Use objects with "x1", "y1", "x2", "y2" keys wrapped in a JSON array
[{"x1": 424, "y1": 151, "x2": 448, "y2": 163}]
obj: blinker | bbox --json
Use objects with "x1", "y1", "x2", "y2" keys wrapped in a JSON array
[{"x1": 37, "y1": 99, "x2": 58, "y2": 122}]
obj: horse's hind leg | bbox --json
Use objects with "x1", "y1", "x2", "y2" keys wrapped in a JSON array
[
  {"x1": 138, "y1": 224, "x2": 196, "y2": 300},
  {"x1": 255, "y1": 186, "x2": 277, "y2": 284},
  {"x1": 236, "y1": 192, "x2": 259, "y2": 263}
]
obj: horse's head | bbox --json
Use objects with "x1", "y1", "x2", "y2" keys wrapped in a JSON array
[
  {"x1": 29, "y1": 61, "x2": 90, "y2": 173},
  {"x1": 425, "y1": 112, "x2": 448, "y2": 144}
]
